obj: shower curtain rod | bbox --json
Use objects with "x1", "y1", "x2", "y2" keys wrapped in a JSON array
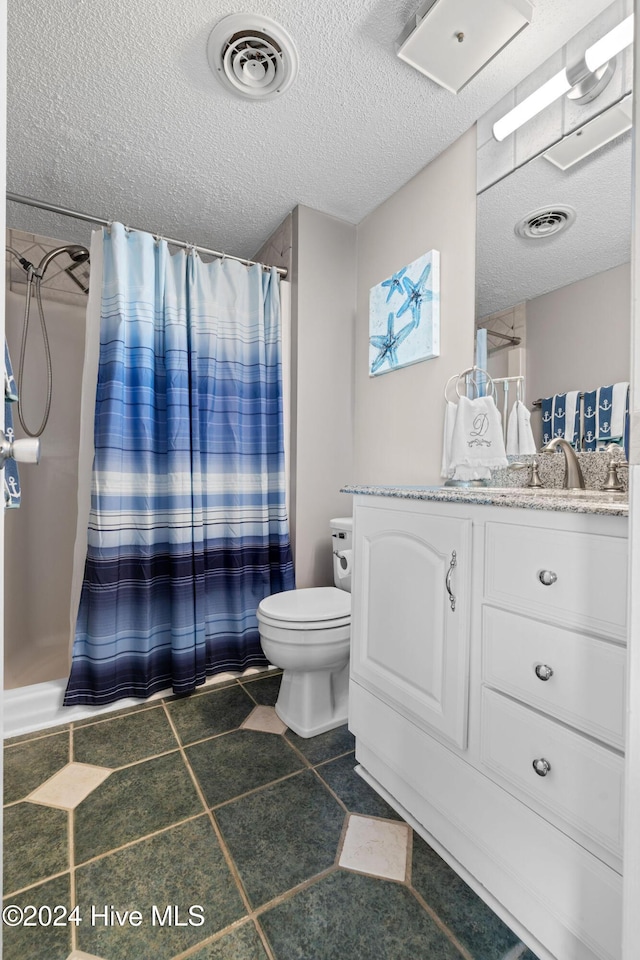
[{"x1": 6, "y1": 192, "x2": 288, "y2": 278}]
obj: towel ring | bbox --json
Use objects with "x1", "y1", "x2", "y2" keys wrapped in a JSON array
[
  {"x1": 444, "y1": 367, "x2": 497, "y2": 403},
  {"x1": 443, "y1": 373, "x2": 460, "y2": 403},
  {"x1": 455, "y1": 366, "x2": 497, "y2": 401}
]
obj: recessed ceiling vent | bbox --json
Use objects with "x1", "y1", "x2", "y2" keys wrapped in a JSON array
[
  {"x1": 207, "y1": 14, "x2": 298, "y2": 101},
  {"x1": 514, "y1": 205, "x2": 577, "y2": 240}
]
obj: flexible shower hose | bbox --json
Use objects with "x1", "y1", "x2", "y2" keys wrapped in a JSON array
[{"x1": 17, "y1": 265, "x2": 53, "y2": 438}]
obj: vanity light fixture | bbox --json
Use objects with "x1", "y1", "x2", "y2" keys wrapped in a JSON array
[
  {"x1": 493, "y1": 14, "x2": 634, "y2": 141},
  {"x1": 396, "y1": 0, "x2": 533, "y2": 94}
]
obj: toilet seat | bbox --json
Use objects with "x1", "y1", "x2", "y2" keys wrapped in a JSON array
[{"x1": 257, "y1": 587, "x2": 351, "y2": 631}]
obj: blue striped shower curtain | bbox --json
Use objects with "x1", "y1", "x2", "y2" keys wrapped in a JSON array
[{"x1": 64, "y1": 224, "x2": 294, "y2": 706}]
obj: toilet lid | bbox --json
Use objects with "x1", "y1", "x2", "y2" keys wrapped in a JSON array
[{"x1": 259, "y1": 586, "x2": 351, "y2": 623}]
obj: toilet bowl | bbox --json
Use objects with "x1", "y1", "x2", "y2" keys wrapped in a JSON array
[{"x1": 257, "y1": 518, "x2": 352, "y2": 738}]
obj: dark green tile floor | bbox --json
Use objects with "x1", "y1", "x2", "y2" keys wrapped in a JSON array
[{"x1": 3, "y1": 669, "x2": 540, "y2": 960}]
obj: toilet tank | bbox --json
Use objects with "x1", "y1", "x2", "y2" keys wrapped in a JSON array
[{"x1": 330, "y1": 517, "x2": 353, "y2": 593}]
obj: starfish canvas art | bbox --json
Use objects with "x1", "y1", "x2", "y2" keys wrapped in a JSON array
[{"x1": 369, "y1": 250, "x2": 440, "y2": 376}]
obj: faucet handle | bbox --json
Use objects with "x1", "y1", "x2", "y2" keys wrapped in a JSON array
[
  {"x1": 603, "y1": 458, "x2": 624, "y2": 491},
  {"x1": 528, "y1": 459, "x2": 543, "y2": 487}
]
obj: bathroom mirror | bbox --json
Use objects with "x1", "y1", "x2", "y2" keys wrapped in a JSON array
[{"x1": 475, "y1": 119, "x2": 632, "y2": 446}]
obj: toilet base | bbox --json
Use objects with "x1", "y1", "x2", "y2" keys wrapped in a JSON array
[{"x1": 275, "y1": 662, "x2": 349, "y2": 738}]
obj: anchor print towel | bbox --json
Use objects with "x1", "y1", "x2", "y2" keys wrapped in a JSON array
[
  {"x1": 583, "y1": 382, "x2": 629, "y2": 450},
  {"x1": 540, "y1": 393, "x2": 580, "y2": 447},
  {"x1": 4, "y1": 341, "x2": 20, "y2": 509}
]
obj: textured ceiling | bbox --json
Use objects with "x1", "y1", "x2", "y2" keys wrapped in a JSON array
[
  {"x1": 6, "y1": 0, "x2": 617, "y2": 260},
  {"x1": 476, "y1": 130, "x2": 632, "y2": 319}
]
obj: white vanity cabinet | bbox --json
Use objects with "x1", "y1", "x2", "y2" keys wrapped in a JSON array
[
  {"x1": 348, "y1": 492, "x2": 628, "y2": 960},
  {"x1": 350, "y1": 501, "x2": 472, "y2": 749}
]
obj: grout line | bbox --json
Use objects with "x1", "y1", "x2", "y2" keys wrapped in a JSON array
[
  {"x1": 167, "y1": 916, "x2": 255, "y2": 959},
  {"x1": 253, "y1": 917, "x2": 278, "y2": 960},
  {"x1": 3, "y1": 869, "x2": 71, "y2": 901},
  {"x1": 310, "y1": 766, "x2": 349, "y2": 816},
  {"x1": 71, "y1": 702, "x2": 161, "y2": 731},
  {"x1": 68, "y1": 717, "x2": 77, "y2": 953},
  {"x1": 333, "y1": 812, "x2": 351, "y2": 866},
  {"x1": 168, "y1": 916, "x2": 278, "y2": 960},
  {"x1": 210, "y1": 767, "x2": 308, "y2": 812},
  {"x1": 252, "y1": 866, "x2": 338, "y2": 918},
  {"x1": 4, "y1": 726, "x2": 72, "y2": 749},
  {"x1": 160, "y1": 701, "x2": 254, "y2": 916},
  {"x1": 405, "y1": 827, "x2": 413, "y2": 886},
  {"x1": 406, "y1": 885, "x2": 475, "y2": 960},
  {"x1": 169, "y1": 725, "x2": 249, "y2": 752},
  {"x1": 238, "y1": 683, "x2": 261, "y2": 707},
  {"x1": 100, "y1": 746, "x2": 181, "y2": 773},
  {"x1": 73, "y1": 812, "x2": 207, "y2": 870},
  {"x1": 4, "y1": 797, "x2": 31, "y2": 809},
  {"x1": 69, "y1": 807, "x2": 77, "y2": 952},
  {"x1": 313, "y1": 748, "x2": 357, "y2": 768},
  {"x1": 160, "y1": 695, "x2": 328, "y2": 960},
  {"x1": 276, "y1": 736, "x2": 315, "y2": 770}
]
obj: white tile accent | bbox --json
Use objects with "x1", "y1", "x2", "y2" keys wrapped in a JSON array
[
  {"x1": 241, "y1": 705, "x2": 287, "y2": 735},
  {"x1": 27, "y1": 762, "x2": 112, "y2": 810},
  {"x1": 338, "y1": 814, "x2": 410, "y2": 882}
]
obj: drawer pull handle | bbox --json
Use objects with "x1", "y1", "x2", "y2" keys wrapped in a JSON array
[
  {"x1": 538, "y1": 570, "x2": 557, "y2": 586},
  {"x1": 535, "y1": 664, "x2": 554, "y2": 681},
  {"x1": 532, "y1": 758, "x2": 551, "y2": 777},
  {"x1": 445, "y1": 550, "x2": 457, "y2": 612}
]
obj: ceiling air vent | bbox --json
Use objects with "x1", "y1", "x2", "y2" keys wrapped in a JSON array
[
  {"x1": 207, "y1": 14, "x2": 298, "y2": 101},
  {"x1": 514, "y1": 205, "x2": 577, "y2": 240}
]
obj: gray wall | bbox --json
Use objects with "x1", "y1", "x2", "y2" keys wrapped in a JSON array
[
  {"x1": 527, "y1": 261, "x2": 631, "y2": 406},
  {"x1": 353, "y1": 128, "x2": 477, "y2": 486},
  {"x1": 291, "y1": 206, "x2": 356, "y2": 588},
  {"x1": 5, "y1": 291, "x2": 85, "y2": 687}
]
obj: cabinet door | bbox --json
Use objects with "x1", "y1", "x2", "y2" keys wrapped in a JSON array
[{"x1": 351, "y1": 503, "x2": 472, "y2": 749}]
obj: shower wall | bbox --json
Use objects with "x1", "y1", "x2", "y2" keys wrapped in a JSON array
[{"x1": 4, "y1": 230, "x2": 88, "y2": 689}]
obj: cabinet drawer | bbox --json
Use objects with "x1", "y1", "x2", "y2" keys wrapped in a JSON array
[
  {"x1": 482, "y1": 606, "x2": 626, "y2": 749},
  {"x1": 481, "y1": 688, "x2": 624, "y2": 862},
  {"x1": 484, "y1": 522, "x2": 627, "y2": 641}
]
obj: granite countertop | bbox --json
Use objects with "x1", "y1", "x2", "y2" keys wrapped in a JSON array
[{"x1": 341, "y1": 484, "x2": 629, "y2": 517}]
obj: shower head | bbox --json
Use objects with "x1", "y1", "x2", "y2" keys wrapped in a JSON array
[
  {"x1": 67, "y1": 245, "x2": 90, "y2": 264},
  {"x1": 36, "y1": 243, "x2": 90, "y2": 278}
]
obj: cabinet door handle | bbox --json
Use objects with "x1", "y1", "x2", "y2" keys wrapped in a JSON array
[
  {"x1": 538, "y1": 569, "x2": 557, "y2": 586},
  {"x1": 535, "y1": 664, "x2": 554, "y2": 681},
  {"x1": 445, "y1": 550, "x2": 457, "y2": 612},
  {"x1": 532, "y1": 758, "x2": 551, "y2": 777}
]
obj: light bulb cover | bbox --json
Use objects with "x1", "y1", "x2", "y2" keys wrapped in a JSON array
[
  {"x1": 585, "y1": 14, "x2": 634, "y2": 73},
  {"x1": 492, "y1": 14, "x2": 634, "y2": 142},
  {"x1": 493, "y1": 69, "x2": 571, "y2": 141}
]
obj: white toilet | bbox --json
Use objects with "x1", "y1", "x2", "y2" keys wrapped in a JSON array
[{"x1": 257, "y1": 517, "x2": 352, "y2": 738}]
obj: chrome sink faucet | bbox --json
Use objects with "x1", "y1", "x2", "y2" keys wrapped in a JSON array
[{"x1": 540, "y1": 437, "x2": 585, "y2": 490}]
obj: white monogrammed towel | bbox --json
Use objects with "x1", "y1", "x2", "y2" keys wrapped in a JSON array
[{"x1": 449, "y1": 396, "x2": 508, "y2": 477}]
